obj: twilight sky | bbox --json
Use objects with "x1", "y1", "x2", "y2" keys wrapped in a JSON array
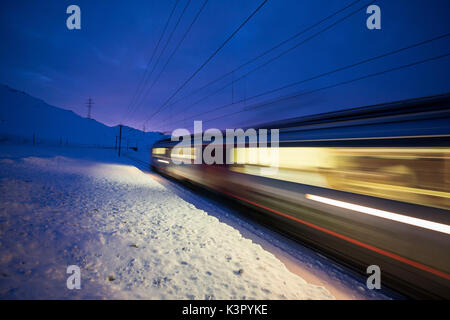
[{"x1": 1, "y1": 0, "x2": 449, "y2": 133}]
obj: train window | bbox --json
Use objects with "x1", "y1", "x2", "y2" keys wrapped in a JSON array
[
  {"x1": 233, "y1": 147, "x2": 279, "y2": 166},
  {"x1": 171, "y1": 147, "x2": 196, "y2": 162},
  {"x1": 152, "y1": 148, "x2": 166, "y2": 155},
  {"x1": 230, "y1": 147, "x2": 450, "y2": 210}
]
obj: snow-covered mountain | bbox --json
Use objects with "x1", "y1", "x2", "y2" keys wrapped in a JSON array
[{"x1": 0, "y1": 84, "x2": 164, "y2": 149}]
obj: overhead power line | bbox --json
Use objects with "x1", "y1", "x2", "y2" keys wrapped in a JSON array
[
  {"x1": 165, "y1": 0, "x2": 363, "y2": 112},
  {"x1": 157, "y1": 0, "x2": 376, "y2": 126},
  {"x1": 129, "y1": 0, "x2": 192, "y2": 117},
  {"x1": 127, "y1": 0, "x2": 208, "y2": 122},
  {"x1": 142, "y1": 0, "x2": 269, "y2": 126},
  {"x1": 202, "y1": 52, "x2": 450, "y2": 125},
  {"x1": 122, "y1": 0, "x2": 180, "y2": 123},
  {"x1": 157, "y1": 32, "x2": 450, "y2": 129}
]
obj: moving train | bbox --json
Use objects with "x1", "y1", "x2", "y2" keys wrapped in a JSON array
[{"x1": 151, "y1": 94, "x2": 450, "y2": 299}]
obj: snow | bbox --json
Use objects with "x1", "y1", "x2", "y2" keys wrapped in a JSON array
[
  {"x1": 148, "y1": 166, "x2": 393, "y2": 300},
  {"x1": 0, "y1": 144, "x2": 335, "y2": 299},
  {"x1": 0, "y1": 84, "x2": 164, "y2": 148}
]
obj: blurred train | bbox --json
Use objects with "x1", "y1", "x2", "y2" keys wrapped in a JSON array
[{"x1": 151, "y1": 94, "x2": 450, "y2": 299}]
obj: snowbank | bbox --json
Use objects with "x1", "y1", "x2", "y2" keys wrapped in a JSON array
[{"x1": 0, "y1": 145, "x2": 333, "y2": 299}]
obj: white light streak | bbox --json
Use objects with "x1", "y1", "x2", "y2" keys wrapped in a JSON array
[{"x1": 305, "y1": 194, "x2": 450, "y2": 235}]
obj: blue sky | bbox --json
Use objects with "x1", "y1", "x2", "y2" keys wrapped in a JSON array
[{"x1": 1, "y1": 0, "x2": 449, "y2": 132}]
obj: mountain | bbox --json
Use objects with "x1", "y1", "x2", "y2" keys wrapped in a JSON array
[{"x1": 0, "y1": 84, "x2": 164, "y2": 149}]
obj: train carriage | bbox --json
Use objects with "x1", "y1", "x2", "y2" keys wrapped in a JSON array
[{"x1": 152, "y1": 94, "x2": 450, "y2": 299}]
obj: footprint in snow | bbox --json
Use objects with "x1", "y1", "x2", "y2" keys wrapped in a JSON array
[{"x1": 234, "y1": 269, "x2": 244, "y2": 275}]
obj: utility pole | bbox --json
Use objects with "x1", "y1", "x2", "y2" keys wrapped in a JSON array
[
  {"x1": 118, "y1": 125, "x2": 123, "y2": 157},
  {"x1": 143, "y1": 124, "x2": 145, "y2": 136},
  {"x1": 86, "y1": 98, "x2": 94, "y2": 119}
]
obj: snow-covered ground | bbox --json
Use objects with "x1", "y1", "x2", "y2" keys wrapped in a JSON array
[
  {"x1": 130, "y1": 155, "x2": 394, "y2": 300},
  {"x1": 0, "y1": 143, "x2": 339, "y2": 299}
]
